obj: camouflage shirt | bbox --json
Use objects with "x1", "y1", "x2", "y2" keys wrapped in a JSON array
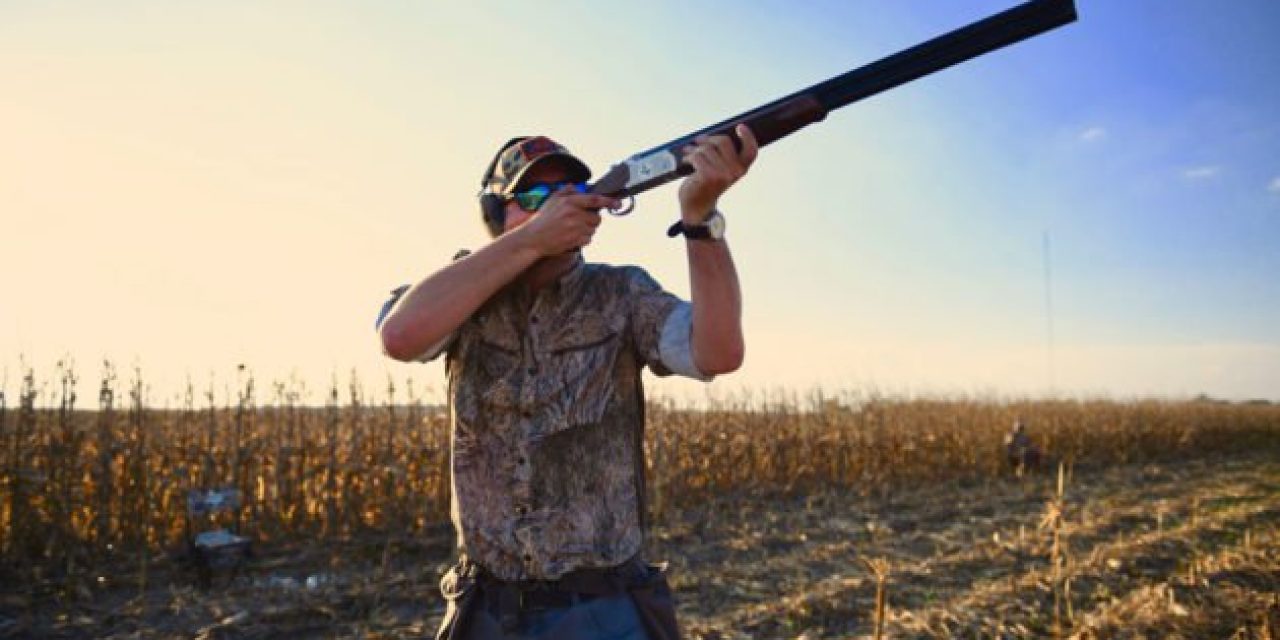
[{"x1": 381, "y1": 255, "x2": 708, "y2": 580}]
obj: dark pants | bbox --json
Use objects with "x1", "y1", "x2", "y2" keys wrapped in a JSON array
[
  {"x1": 436, "y1": 557, "x2": 677, "y2": 640},
  {"x1": 459, "y1": 591, "x2": 650, "y2": 640}
]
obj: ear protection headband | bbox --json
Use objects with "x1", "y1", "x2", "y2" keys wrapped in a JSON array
[{"x1": 478, "y1": 136, "x2": 530, "y2": 237}]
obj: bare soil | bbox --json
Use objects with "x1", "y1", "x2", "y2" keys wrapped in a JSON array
[{"x1": 3, "y1": 453, "x2": 1277, "y2": 639}]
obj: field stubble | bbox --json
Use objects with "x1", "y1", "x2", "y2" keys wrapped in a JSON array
[{"x1": 1, "y1": 364, "x2": 1278, "y2": 637}]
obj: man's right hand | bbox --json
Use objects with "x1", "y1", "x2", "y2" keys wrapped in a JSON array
[{"x1": 514, "y1": 187, "x2": 620, "y2": 256}]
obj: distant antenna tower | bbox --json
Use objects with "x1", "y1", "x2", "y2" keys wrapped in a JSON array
[{"x1": 1043, "y1": 231, "x2": 1056, "y2": 393}]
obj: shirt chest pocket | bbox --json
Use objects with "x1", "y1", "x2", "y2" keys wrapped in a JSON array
[
  {"x1": 453, "y1": 331, "x2": 525, "y2": 420},
  {"x1": 475, "y1": 337, "x2": 521, "y2": 380},
  {"x1": 538, "y1": 320, "x2": 624, "y2": 433}
]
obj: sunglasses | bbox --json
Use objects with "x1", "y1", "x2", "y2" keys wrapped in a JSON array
[{"x1": 510, "y1": 181, "x2": 588, "y2": 212}]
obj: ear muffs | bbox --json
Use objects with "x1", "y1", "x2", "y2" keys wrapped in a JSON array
[
  {"x1": 478, "y1": 136, "x2": 530, "y2": 237},
  {"x1": 479, "y1": 193, "x2": 506, "y2": 237}
]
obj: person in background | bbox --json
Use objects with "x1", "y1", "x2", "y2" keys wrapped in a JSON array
[{"x1": 1005, "y1": 418, "x2": 1043, "y2": 477}]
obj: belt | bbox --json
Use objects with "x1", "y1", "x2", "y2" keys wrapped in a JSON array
[
  {"x1": 492, "y1": 586, "x2": 600, "y2": 613},
  {"x1": 469, "y1": 556, "x2": 644, "y2": 628}
]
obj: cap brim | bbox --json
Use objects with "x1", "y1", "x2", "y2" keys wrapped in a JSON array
[{"x1": 501, "y1": 153, "x2": 592, "y2": 195}]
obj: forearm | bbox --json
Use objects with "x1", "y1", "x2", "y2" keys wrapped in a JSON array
[
  {"x1": 686, "y1": 238, "x2": 744, "y2": 375},
  {"x1": 379, "y1": 230, "x2": 540, "y2": 361}
]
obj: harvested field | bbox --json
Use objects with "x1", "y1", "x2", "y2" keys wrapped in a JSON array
[
  {"x1": 2, "y1": 451, "x2": 1276, "y2": 638},
  {"x1": 667, "y1": 453, "x2": 1280, "y2": 639}
]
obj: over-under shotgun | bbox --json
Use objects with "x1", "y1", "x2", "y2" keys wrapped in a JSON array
[{"x1": 587, "y1": 0, "x2": 1077, "y2": 204}]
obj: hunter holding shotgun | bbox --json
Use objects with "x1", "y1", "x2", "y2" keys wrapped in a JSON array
[
  {"x1": 377, "y1": 124, "x2": 759, "y2": 639},
  {"x1": 377, "y1": 2, "x2": 1075, "y2": 637}
]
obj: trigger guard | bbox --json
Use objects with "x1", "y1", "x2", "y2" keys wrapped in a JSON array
[{"x1": 606, "y1": 197, "x2": 635, "y2": 216}]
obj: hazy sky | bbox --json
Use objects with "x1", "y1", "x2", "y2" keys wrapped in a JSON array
[{"x1": 3, "y1": 1, "x2": 1278, "y2": 405}]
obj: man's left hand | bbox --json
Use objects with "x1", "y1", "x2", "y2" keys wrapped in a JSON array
[{"x1": 677, "y1": 123, "x2": 759, "y2": 224}]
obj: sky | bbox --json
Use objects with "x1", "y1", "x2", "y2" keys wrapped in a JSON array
[{"x1": 2, "y1": 1, "x2": 1279, "y2": 406}]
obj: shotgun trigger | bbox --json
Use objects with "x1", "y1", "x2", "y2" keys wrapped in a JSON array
[{"x1": 606, "y1": 196, "x2": 634, "y2": 216}]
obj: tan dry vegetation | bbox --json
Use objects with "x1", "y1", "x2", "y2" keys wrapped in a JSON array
[{"x1": 0, "y1": 364, "x2": 1278, "y2": 638}]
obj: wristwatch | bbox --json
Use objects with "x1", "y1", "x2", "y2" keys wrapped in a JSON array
[{"x1": 667, "y1": 209, "x2": 726, "y2": 241}]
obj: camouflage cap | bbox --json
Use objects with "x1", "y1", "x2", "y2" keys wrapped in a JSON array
[{"x1": 484, "y1": 136, "x2": 592, "y2": 196}]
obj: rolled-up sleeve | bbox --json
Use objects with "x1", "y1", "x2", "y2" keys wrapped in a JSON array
[
  {"x1": 657, "y1": 301, "x2": 712, "y2": 381},
  {"x1": 626, "y1": 267, "x2": 713, "y2": 382},
  {"x1": 375, "y1": 249, "x2": 471, "y2": 364},
  {"x1": 375, "y1": 285, "x2": 409, "y2": 332},
  {"x1": 375, "y1": 284, "x2": 455, "y2": 363}
]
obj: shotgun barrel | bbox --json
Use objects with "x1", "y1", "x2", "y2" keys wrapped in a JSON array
[{"x1": 588, "y1": 0, "x2": 1077, "y2": 203}]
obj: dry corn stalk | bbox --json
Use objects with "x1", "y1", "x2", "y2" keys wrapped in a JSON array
[
  {"x1": 1039, "y1": 461, "x2": 1070, "y2": 638},
  {"x1": 2, "y1": 363, "x2": 1279, "y2": 580},
  {"x1": 861, "y1": 556, "x2": 891, "y2": 640}
]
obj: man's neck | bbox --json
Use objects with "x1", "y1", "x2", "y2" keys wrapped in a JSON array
[{"x1": 519, "y1": 251, "x2": 580, "y2": 291}]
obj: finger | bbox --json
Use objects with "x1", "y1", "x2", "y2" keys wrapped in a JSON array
[
  {"x1": 686, "y1": 135, "x2": 715, "y2": 160},
  {"x1": 690, "y1": 147, "x2": 731, "y2": 185},
  {"x1": 735, "y1": 123, "x2": 759, "y2": 167},
  {"x1": 685, "y1": 147, "x2": 714, "y2": 178},
  {"x1": 707, "y1": 134, "x2": 734, "y2": 157},
  {"x1": 707, "y1": 135, "x2": 742, "y2": 174}
]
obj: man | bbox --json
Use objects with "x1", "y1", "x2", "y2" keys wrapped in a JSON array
[
  {"x1": 1004, "y1": 419, "x2": 1043, "y2": 477},
  {"x1": 377, "y1": 124, "x2": 758, "y2": 639}
]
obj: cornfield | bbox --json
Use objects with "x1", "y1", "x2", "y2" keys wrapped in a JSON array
[{"x1": 2, "y1": 361, "x2": 1278, "y2": 587}]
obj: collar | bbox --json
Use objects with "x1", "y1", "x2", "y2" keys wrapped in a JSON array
[
  {"x1": 505, "y1": 253, "x2": 586, "y2": 308},
  {"x1": 553, "y1": 253, "x2": 586, "y2": 293}
]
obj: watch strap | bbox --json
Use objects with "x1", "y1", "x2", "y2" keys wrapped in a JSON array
[
  {"x1": 668, "y1": 209, "x2": 724, "y2": 240},
  {"x1": 666, "y1": 220, "x2": 712, "y2": 239}
]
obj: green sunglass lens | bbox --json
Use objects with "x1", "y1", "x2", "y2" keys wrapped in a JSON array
[
  {"x1": 514, "y1": 184, "x2": 552, "y2": 211},
  {"x1": 513, "y1": 182, "x2": 586, "y2": 212}
]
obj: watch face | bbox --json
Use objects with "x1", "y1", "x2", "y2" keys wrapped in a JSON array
[{"x1": 706, "y1": 211, "x2": 726, "y2": 239}]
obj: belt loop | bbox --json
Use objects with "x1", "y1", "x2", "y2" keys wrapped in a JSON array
[{"x1": 456, "y1": 554, "x2": 477, "y2": 580}]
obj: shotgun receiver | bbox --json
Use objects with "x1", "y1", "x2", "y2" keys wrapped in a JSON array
[{"x1": 587, "y1": 0, "x2": 1076, "y2": 209}]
